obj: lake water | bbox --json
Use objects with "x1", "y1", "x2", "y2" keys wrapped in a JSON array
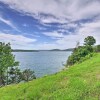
[{"x1": 13, "y1": 51, "x2": 71, "y2": 78}]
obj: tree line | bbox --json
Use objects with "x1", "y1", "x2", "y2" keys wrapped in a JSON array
[{"x1": 66, "y1": 36, "x2": 100, "y2": 66}]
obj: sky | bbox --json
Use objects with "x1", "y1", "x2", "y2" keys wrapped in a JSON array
[{"x1": 0, "y1": 0, "x2": 100, "y2": 50}]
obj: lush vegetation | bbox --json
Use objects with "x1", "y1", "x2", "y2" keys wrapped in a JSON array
[
  {"x1": 0, "y1": 53, "x2": 100, "y2": 100},
  {"x1": 0, "y1": 36, "x2": 99, "y2": 99},
  {"x1": 94, "y1": 45, "x2": 100, "y2": 52},
  {"x1": 67, "y1": 36, "x2": 96, "y2": 66},
  {"x1": 0, "y1": 42, "x2": 36, "y2": 86}
]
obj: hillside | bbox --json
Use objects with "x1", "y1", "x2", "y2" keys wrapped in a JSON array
[{"x1": 0, "y1": 53, "x2": 100, "y2": 100}]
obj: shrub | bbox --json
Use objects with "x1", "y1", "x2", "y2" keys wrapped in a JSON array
[
  {"x1": 94, "y1": 45, "x2": 100, "y2": 52},
  {"x1": 66, "y1": 36, "x2": 96, "y2": 66},
  {"x1": 67, "y1": 46, "x2": 93, "y2": 66}
]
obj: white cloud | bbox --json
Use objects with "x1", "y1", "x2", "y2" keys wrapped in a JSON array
[
  {"x1": 34, "y1": 43, "x2": 58, "y2": 50},
  {"x1": 0, "y1": 0, "x2": 100, "y2": 50},
  {"x1": 1, "y1": 0, "x2": 100, "y2": 23},
  {"x1": 33, "y1": 35, "x2": 81, "y2": 50},
  {"x1": 0, "y1": 31, "x2": 83, "y2": 50},
  {"x1": 40, "y1": 17, "x2": 68, "y2": 24},
  {"x1": 67, "y1": 0, "x2": 100, "y2": 20},
  {"x1": 78, "y1": 20, "x2": 100, "y2": 44},
  {"x1": 42, "y1": 31, "x2": 64, "y2": 38},
  {"x1": 41, "y1": 20, "x2": 100, "y2": 49},
  {"x1": 0, "y1": 32, "x2": 37, "y2": 49},
  {"x1": 0, "y1": 16, "x2": 20, "y2": 32}
]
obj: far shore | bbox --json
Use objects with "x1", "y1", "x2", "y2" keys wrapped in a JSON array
[{"x1": 12, "y1": 49, "x2": 74, "y2": 52}]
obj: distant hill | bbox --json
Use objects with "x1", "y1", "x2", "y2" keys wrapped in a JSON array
[
  {"x1": 50, "y1": 48, "x2": 74, "y2": 51},
  {"x1": 63, "y1": 48, "x2": 74, "y2": 51},
  {"x1": 12, "y1": 48, "x2": 74, "y2": 52},
  {"x1": 12, "y1": 49, "x2": 39, "y2": 52},
  {"x1": 50, "y1": 49, "x2": 61, "y2": 51}
]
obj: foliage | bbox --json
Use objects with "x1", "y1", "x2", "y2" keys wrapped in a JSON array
[
  {"x1": 7, "y1": 68, "x2": 36, "y2": 84},
  {"x1": 7, "y1": 67, "x2": 22, "y2": 84},
  {"x1": 0, "y1": 42, "x2": 19, "y2": 86},
  {"x1": 94, "y1": 45, "x2": 100, "y2": 52},
  {"x1": 0, "y1": 42, "x2": 36, "y2": 86},
  {"x1": 84, "y1": 36, "x2": 96, "y2": 46},
  {"x1": 66, "y1": 36, "x2": 96, "y2": 66},
  {"x1": 0, "y1": 53, "x2": 100, "y2": 100},
  {"x1": 22, "y1": 69, "x2": 36, "y2": 82},
  {"x1": 67, "y1": 46, "x2": 94, "y2": 66}
]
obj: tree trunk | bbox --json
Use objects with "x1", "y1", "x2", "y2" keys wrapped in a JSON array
[
  {"x1": 6, "y1": 69, "x2": 9, "y2": 85},
  {"x1": 0, "y1": 70, "x2": 5, "y2": 86},
  {"x1": 0, "y1": 77, "x2": 2, "y2": 86}
]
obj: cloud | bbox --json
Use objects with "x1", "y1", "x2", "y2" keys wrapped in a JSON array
[
  {"x1": 0, "y1": 32, "x2": 37, "y2": 49},
  {"x1": 57, "y1": 20, "x2": 100, "y2": 45},
  {"x1": 42, "y1": 31, "x2": 65, "y2": 38},
  {"x1": 42, "y1": 19, "x2": 100, "y2": 49},
  {"x1": 0, "y1": 16, "x2": 20, "y2": 32},
  {"x1": 0, "y1": 0, "x2": 100, "y2": 50},
  {"x1": 78, "y1": 20, "x2": 100, "y2": 44},
  {"x1": 1, "y1": 0, "x2": 100, "y2": 23},
  {"x1": 22, "y1": 24, "x2": 29, "y2": 27}
]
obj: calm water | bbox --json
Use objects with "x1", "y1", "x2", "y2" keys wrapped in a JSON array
[{"x1": 13, "y1": 51, "x2": 71, "y2": 77}]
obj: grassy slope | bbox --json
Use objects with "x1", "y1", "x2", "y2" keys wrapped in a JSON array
[{"x1": 0, "y1": 53, "x2": 100, "y2": 100}]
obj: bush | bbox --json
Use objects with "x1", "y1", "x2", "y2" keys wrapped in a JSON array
[
  {"x1": 66, "y1": 36, "x2": 96, "y2": 66},
  {"x1": 67, "y1": 46, "x2": 94, "y2": 66},
  {"x1": 94, "y1": 45, "x2": 100, "y2": 52}
]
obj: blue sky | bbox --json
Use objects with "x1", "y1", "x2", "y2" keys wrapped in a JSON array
[{"x1": 0, "y1": 0, "x2": 100, "y2": 50}]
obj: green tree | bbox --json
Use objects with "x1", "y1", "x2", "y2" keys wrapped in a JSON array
[
  {"x1": 94, "y1": 45, "x2": 100, "y2": 52},
  {"x1": 66, "y1": 36, "x2": 96, "y2": 66},
  {"x1": 7, "y1": 67, "x2": 22, "y2": 84},
  {"x1": 22, "y1": 69, "x2": 36, "y2": 82},
  {"x1": 84, "y1": 36, "x2": 96, "y2": 46},
  {"x1": 8, "y1": 68, "x2": 36, "y2": 84},
  {"x1": 0, "y1": 42, "x2": 19, "y2": 86}
]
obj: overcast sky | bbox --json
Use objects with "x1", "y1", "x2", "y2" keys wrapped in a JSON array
[{"x1": 0, "y1": 0, "x2": 100, "y2": 50}]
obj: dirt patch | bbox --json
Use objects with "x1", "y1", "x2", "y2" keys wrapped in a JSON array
[{"x1": 96, "y1": 74, "x2": 100, "y2": 80}]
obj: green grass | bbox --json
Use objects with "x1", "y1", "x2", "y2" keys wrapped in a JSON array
[{"x1": 0, "y1": 53, "x2": 100, "y2": 100}]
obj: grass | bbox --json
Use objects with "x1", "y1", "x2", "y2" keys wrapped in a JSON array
[{"x1": 0, "y1": 53, "x2": 100, "y2": 100}]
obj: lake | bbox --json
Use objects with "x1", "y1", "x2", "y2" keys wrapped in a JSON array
[{"x1": 13, "y1": 51, "x2": 71, "y2": 78}]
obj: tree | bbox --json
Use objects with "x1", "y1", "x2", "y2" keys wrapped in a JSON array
[
  {"x1": 22, "y1": 69, "x2": 36, "y2": 82},
  {"x1": 0, "y1": 42, "x2": 19, "y2": 86},
  {"x1": 7, "y1": 67, "x2": 22, "y2": 84},
  {"x1": 0, "y1": 42, "x2": 36, "y2": 86},
  {"x1": 76, "y1": 41, "x2": 80, "y2": 48},
  {"x1": 66, "y1": 36, "x2": 96, "y2": 66},
  {"x1": 94, "y1": 45, "x2": 100, "y2": 52},
  {"x1": 84, "y1": 36, "x2": 96, "y2": 46},
  {"x1": 7, "y1": 68, "x2": 36, "y2": 84}
]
